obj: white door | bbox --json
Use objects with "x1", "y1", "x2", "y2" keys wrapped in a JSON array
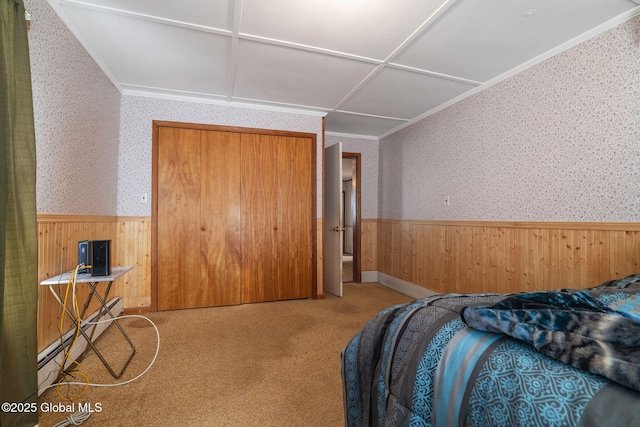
[{"x1": 324, "y1": 142, "x2": 343, "y2": 297}]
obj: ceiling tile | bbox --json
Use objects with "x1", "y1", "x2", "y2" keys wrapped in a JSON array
[
  {"x1": 325, "y1": 112, "x2": 407, "y2": 137},
  {"x1": 394, "y1": 0, "x2": 636, "y2": 82},
  {"x1": 70, "y1": 0, "x2": 233, "y2": 29},
  {"x1": 340, "y1": 67, "x2": 476, "y2": 119},
  {"x1": 48, "y1": 0, "x2": 640, "y2": 137},
  {"x1": 240, "y1": 0, "x2": 450, "y2": 60},
  {"x1": 233, "y1": 40, "x2": 377, "y2": 109},
  {"x1": 61, "y1": 5, "x2": 231, "y2": 94}
]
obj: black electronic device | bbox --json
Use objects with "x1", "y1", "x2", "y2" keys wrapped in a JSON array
[
  {"x1": 78, "y1": 240, "x2": 90, "y2": 273},
  {"x1": 77, "y1": 239, "x2": 111, "y2": 276},
  {"x1": 90, "y1": 240, "x2": 111, "y2": 277}
]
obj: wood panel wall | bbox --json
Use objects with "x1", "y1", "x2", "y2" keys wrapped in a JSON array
[
  {"x1": 317, "y1": 218, "x2": 324, "y2": 296},
  {"x1": 37, "y1": 215, "x2": 322, "y2": 352},
  {"x1": 361, "y1": 219, "x2": 378, "y2": 273},
  {"x1": 373, "y1": 219, "x2": 640, "y2": 294},
  {"x1": 37, "y1": 215, "x2": 151, "y2": 352},
  {"x1": 39, "y1": 215, "x2": 638, "y2": 351}
]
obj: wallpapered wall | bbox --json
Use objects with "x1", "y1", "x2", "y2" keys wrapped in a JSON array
[
  {"x1": 27, "y1": 0, "x2": 639, "y2": 222},
  {"x1": 380, "y1": 15, "x2": 640, "y2": 222},
  {"x1": 116, "y1": 96, "x2": 323, "y2": 217},
  {"x1": 27, "y1": 0, "x2": 121, "y2": 215},
  {"x1": 325, "y1": 135, "x2": 379, "y2": 219},
  {"x1": 25, "y1": 0, "x2": 323, "y2": 217}
]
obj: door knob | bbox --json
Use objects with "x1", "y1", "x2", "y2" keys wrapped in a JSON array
[{"x1": 332, "y1": 226, "x2": 345, "y2": 232}]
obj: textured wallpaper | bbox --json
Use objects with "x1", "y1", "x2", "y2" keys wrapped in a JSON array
[
  {"x1": 26, "y1": 0, "x2": 321, "y2": 217},
  {"x1": 27, "y1": 0, "x2": 121, "y2": 215},
  {"x1": 27, "y1": 0, "x2": 639, "y2": 222},
  {"x1": 380, "y1": 16, "x2": 640, "y2": 222},
  {"x1": 117, "y1": 96, "x2": 323, "y2": 217},
  {"x1": 325, "y1": 135, "x2": 379, "y2": 219}
]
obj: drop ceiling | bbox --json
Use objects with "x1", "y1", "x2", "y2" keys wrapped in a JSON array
[{"x1": 47, "y1": 0, "x2": 639, "y2": 138}]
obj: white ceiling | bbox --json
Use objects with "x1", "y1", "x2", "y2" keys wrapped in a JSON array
[{"x1": 47, "y1": 0, "x2": 639, "y2": 139}]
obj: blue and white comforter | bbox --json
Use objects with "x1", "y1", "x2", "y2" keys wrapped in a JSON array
[{"x1": 342, "y1": 275, "x2": 640, "y2": 427}]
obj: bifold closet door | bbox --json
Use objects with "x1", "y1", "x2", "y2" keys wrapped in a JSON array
[
  {"x1": 157, "y1": 127, "x2": 242, "y2": 310},
  {"x1": 241, "y1": 134, "x2": 314, "y2": 303}
]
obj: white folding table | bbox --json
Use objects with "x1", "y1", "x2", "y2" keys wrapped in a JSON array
[{"x1": 40, "y1": 266, "x2": 135, "y2": 379}]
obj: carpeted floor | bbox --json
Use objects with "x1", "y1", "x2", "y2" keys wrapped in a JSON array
[{"x1": 37, "y1": 283, "x2": 413, "y2": 427}]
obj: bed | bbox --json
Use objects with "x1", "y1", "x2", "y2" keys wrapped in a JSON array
[{"x1": 342, "y1": 274, "x2": 640, "y2": 427}]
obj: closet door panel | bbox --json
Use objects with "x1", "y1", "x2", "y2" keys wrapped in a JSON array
[
  {"x1": 157, "y1": 127, "x2": 202, "y2": 310},
  {"x1": 200, "y1": 130, "x2": 242, "y2": 307},
  {"x1": 277, "y1": 136, "x2": 313, "y2": 299},
  {"x1": 155, "y1": 123, "x2": 315, "y2": 309},
  {"x1": 241, "y1": 133, "x2": 280, "y2": 303}
]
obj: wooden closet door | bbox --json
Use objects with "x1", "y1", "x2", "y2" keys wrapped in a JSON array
[
  {"x1": 157, "y1": 127, "x2": 242, "y2": 310},
  {"x1": 276, "y1": 136, "x2": 313, "y2": 300},
  {"x1": 157, "y1": 127, "x2": 201, "y2": 310},
  {"x1": 241, "y1": 133, "x2": 279, "y2": 303},
  {"x1": 241, "y1": 134, "x2": 313, "y2": 303},
  {"x1": 199, "y1": 130, "x2": 242, "y2": 307}
]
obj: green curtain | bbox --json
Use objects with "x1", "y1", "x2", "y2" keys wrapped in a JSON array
[{"x1": 0, "y1": 0, "x2": 39, "y2": 426}]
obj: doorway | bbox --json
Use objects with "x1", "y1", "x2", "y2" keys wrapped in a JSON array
[{"x1": 342, "y1": 153, "x2": 361, "y2": 283}]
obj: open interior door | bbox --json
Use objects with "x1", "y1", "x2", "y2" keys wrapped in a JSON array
[{"x1": 323, "y1": 142, "x2": 343, "y2": 297}]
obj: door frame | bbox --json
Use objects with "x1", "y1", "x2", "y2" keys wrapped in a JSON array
[
  {"x1": 151, "y1": 120, "x2": 317, "y2": 311},
  {"x1": 343, "y1": 152, "x2": 362, "y2": 283}
]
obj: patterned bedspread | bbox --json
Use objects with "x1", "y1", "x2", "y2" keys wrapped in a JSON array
[{"x1": 342, "y1": 275, "x2": 640, "y2": 427}]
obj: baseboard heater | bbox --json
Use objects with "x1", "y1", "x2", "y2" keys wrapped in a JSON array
[{"x1": 37, "y1": 297, "x2": 123, "y2": 396}]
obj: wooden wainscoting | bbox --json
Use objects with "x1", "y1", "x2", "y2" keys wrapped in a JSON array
[
  {"x1": 374, "y1": 220, "x2": 640, "y2": 295},
  {"x1": 317, "y1": 218, "x2": 324, "y2": 296},
  {"x1": 115, "y1": 217, "x2": 152, "y2": 310},
  {"x1": 38, "y1": 215, "x2": 322, "y2": 351},
  {"x1": 361, "y1": 219, "x2": 378, "y2": 273},
  {"x1": 37, "y1": 215, "x2": 151, "y2": 352}
]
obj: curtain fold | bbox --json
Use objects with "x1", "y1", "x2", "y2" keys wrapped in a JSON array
[{"x1": 0, "y1": 0, "x2": 39, "y2": 426}]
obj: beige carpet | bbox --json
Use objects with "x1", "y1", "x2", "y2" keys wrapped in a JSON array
[{"x1": 37, "y1": 283, "x2": 413, "y2": 427}]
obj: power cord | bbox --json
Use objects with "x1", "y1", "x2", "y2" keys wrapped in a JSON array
[
  {"x1": 40, "y1": 314, "x2": 160, "y2": 427},
  {"x1": 42, "y1": 265, "x2": 161, "y2": 425},
  {"x1": 55, "y1": 265, "x2": 91, "y2": 401},
  {"x1": 52, "y1": 410, "x2": 91, "y2": 427},
  {"x1": 39, "y1": 314, "x2": 160, "y2": 393}
]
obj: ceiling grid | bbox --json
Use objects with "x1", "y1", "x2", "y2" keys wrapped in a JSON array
[{"x1": 49, "y1": 0, "x2": 640, "y2": 138}]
